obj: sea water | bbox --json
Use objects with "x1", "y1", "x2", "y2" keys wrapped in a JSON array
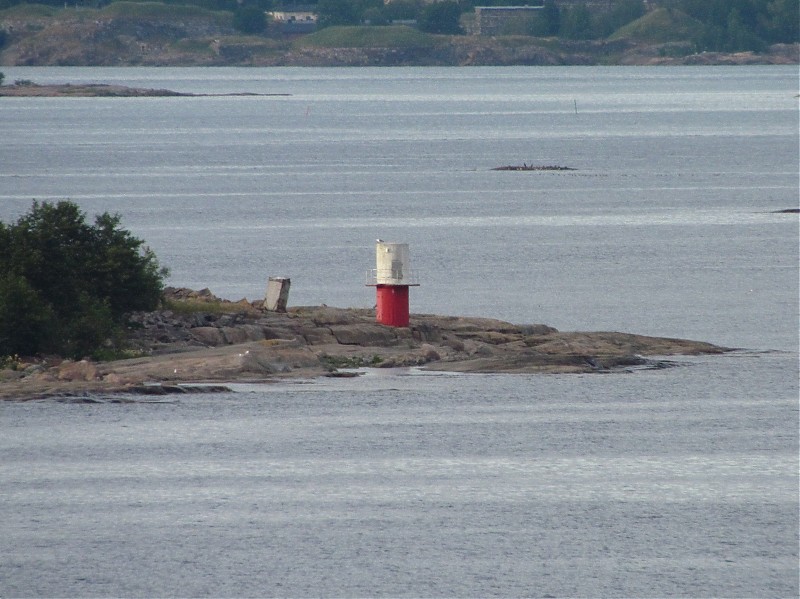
[{"x1": 0, "y1": 66, "x2": 797, "y2": 597}]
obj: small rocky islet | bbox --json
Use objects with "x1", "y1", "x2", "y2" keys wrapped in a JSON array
[
  {"x1": 492, "y1": 164, "x2": 576, "y2": 171},
  {"x1": 0, "y1": 287, "x2": 730, "y2": 401},
  {"x1": 0, "y1": 82, "x2": 291, "y2": 97}
]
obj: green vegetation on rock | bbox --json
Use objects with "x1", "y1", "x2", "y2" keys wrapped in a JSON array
[
  {"x1": 98, "y1": 1, "x2": 223, "y2": 19},
  {"x1": 417, "y1": 1, "x2": 461, "y2": 35},
  {"x1": 162, "y1": 297, "x2": 256, "y2": 316},
  {"x1": 0, "y1": 1, "x2": 797, "y2": 67},
  {"x1": 0, "y1": 201, "x2": 169, "y2": 359},
  {"x1": 0, "y1": 3, "x2": 57, "y2": 17},
  {"x1": 610, "y1": 7, "x2": 704, "y2": 43},
  {"x1": 295, "y1": 24, "x2": 434, "y2": 49},
  {"x1": 233, "y1": 4, "x2": 267, "y2": 34}
]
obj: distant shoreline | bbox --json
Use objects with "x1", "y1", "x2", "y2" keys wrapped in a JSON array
[{"x1": 0, "y1": 82, "x2": 291, "y2": 97}]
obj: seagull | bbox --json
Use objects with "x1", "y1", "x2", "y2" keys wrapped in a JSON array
[{"x1": 376, "y1": 238, "x2": 383, "y2": 243}]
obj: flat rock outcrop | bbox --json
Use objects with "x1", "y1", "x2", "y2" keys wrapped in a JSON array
[
  {"x1": 0, "y1": 82, "x2": 291, "y2": 97},
  {"x1": 0, "y1": 287, "x2": 730, "y2": 401},
  {"x1": 0, "y1": 82, "x2": 190, "y2": 97}
]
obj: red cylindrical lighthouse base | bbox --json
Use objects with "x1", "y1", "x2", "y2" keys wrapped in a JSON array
[{"x1": 376, "y1": 285, "x2": 409, "y2": 327}]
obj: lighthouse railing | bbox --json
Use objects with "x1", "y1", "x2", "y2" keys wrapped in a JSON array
[{"x1": 365, "y1": 269, "x2": 420, "y2": 286}]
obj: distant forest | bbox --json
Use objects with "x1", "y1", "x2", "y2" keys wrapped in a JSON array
[{"x1": 0, "y1": 0, "x2": 797, "y2": 52}]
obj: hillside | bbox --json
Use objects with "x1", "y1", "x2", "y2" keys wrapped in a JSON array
[
  {"x1": 609, "y1": 7, "x2": 705, "y2": 44},
  {"x1": 0, "y1": 4, "x2": 797, "y2": 66}
]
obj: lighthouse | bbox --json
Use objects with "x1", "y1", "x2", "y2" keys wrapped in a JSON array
[{"x1": 366, "y1": 241, "x2": 419, "y2": 327}]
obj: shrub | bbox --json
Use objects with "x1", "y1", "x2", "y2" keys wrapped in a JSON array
[
  {"x1": 233, "y1": 5, "x2": 266, "y2": 34},
  {"x1": 0, "y1": 200, "x2": 168, "y2": 358},
  {"x1": 0, "y1": 273, "x2": 56, "y2": 356},
  {"x1": 315, "y1": 0, "x2": 360, "y2": 29},
  {"x1": 99, "y1": 1, "x2": 219, "y2": 19},
  {"x1": 609, "y1": 8, "x2": 704, "y2": 44},
  {"x1": 417, "y1": 1, "x2": 462, "y2": 35},
  {"x1": 295, "y1": 25, "x2": 434, "y2": 49}
]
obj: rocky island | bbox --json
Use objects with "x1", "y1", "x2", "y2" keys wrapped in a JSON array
[
  {"x1": 492, "y1": 164, "x2": 577, "y2": 172},
  {"x1": 0, "y1": 81, "x2": 290, "y2": 97},
  {"x1": 0, "y1": 287, "x2": 730, "y2": 402},
  {"x1": 0, "y1": 81, "x2": 190, "y2": 97}
]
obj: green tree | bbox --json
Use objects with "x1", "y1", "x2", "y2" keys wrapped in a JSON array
[
  {"x1": 764, "y1": 0, "x2": 800, "y2": 43},
  {"x1": 676, "y1": 0, "x2": 798, "y2": 49},
  {"x1": 0, "y1": 201, "x2": 168, "y2": 358},
  {"x1": 362, "y1": 6, "x2": 388, "y2": 25},
  {"x1": 86, "y1": 212, "x2": 167, "y2": 319},
  {"x1": 383, "y1": 0, "x2": 421, "y2": 22},
  {"x1": 316, "y1": 0, "x2": 360, "y2": 28},
  {"x1": 233, "y1": 5, "x2": 267, "y2": 33},
  {"x1": 725, "y1": 7, "x2": 764, "y2": 50},
  {"x1": 560, "y1": 3, "x2": 594, "y2": 39},
  {"x1": 418, "y1": 0, "x2": 463, "y2": 34},
  {"x1": 526, "y1": 0, "x2": 560, "y2": 36},
  {"x1": 0, "y1": 273, "x2": 56, "y2": 356},
  {"x1": 540, "y1": 0, "x2": 560, "y2": 35}
]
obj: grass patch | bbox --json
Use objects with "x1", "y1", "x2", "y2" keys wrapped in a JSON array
[
  {"x1": 216, "y1": 35, "x2": 287, "y2": 51},
  {"x1": 0, "y1": 2, "x2": 231, "y2": 24},
  {"x1": 172, "y1": 38, "x2": 217, "y2": 54},
  {"x1": 295, "y1": 25, "x2": 435, "y2": 49},
  {"x1": 162, "y1": 298, "x2": 256, "y2": 316},
  {"x1": 609, "y1": 8, "x2": 704, "y2": 44},
  {"x1": 0, "y1": 4, "x2": 58, "y2": 18},
  {"x1": 220, "y1": 34, "x2": 283, "y2": 45},
  {"x1": 99, "y1": 1, "x2": 227, "y2": 21},
  {"x1": 91, "y1": 347, "x2": 148, "y2": 362}
]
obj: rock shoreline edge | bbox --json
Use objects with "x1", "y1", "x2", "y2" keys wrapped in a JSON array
[
  {"x1": 0, "y1": 288, "x2": 731, "y2": 402},
  {"x1": 0, "y1": 82, "x2": 292, "y2": 97}
]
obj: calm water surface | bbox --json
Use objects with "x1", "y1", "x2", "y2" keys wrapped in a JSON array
[{"x1": 0, "y1": 66, "x2": 797, "y2": 597}]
